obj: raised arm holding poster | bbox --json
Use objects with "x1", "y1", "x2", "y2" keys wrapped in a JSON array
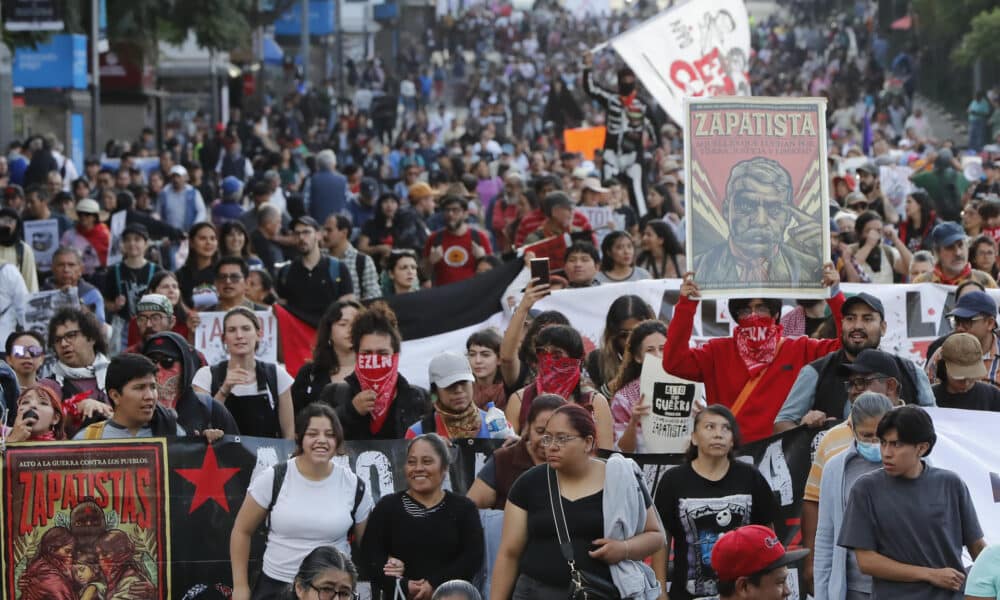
[
  {"x1": 608, "y1": 0, "x2": 751, "y2": 126},
  {"x1": 684, "y1": 97, "x2": 831, "y2": 298},
  {"x1": 639, "y1": 353, "x2": 699, "y2": 454}
]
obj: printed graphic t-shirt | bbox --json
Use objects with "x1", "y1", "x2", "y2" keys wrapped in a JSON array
[
  {"x1": 424, "y1": 228, "x2": 491, "y2": 286},
  {"x1": 653, "y1": 461, "x2": 779, "y2": 600}
]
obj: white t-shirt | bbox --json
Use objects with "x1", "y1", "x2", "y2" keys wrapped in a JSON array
[
  {"x1": 248, "y1": 457, "x2": 374, "y2": 582},
  {"x1": 192, "y1": 364, "x2": 293, "y2": 409}
]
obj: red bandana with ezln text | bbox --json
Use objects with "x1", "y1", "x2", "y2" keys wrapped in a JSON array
[{"x1": 355, "y1": 353, "x2": 400, "y2": 434}]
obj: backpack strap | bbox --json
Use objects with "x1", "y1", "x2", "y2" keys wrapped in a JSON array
[
  {"x1": 265, "y1": 462, "x2": 288, "y2": 534},
  {"x1": 82, "y1": 422, "x2": 108, "y2": 440},
  {"x1": 113, "y1": 263, "x2": 123, "y2": 297},
  {"x1": 326, "y1": 256, "x2": 342, "y2": 286},
  {"x1": 209, "y1": 363, "x2": 229, "y2": 397},
  {"x1": 16, "y1": 241, "x2": 23, "y2": 271},
  {"x1": 350, "y1": 475, "x2": 366, "y2": 526},
  {"x1": 355, "y1": 254, "x2": 366, "y2": 287},
  {"x1": 258, "y1": 362, "x2": 280, "y2": 405}
]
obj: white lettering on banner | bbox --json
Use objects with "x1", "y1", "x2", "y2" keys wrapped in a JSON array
[
  {"x1": 194, "y1": 310, "x2": 277, "y2": 366},
  {"x1": 609, "y1": 0, "x2": 752, "y2": 126},
  {"x1": 759, "y1": 440, "x2": 794, "y2": 507},
  {"x1": 354, "y1": 450, "x2": 395, "y2": 500}
]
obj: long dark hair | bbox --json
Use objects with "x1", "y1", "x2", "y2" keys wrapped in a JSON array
[
  {"x1": 149, "y1": 270, "x2": 190, "y2": 322},
  {"x1": 597, "y1": 296, "x2": 655, "y2": 387},
  {"x1": 312, "y1": 299, "x2": 363, "y2": 375},
  {"x1": 183, "y1": 222, "x2": 220, "y2": 269},
  {"x1": 517, "y1": 310, "x2": 570, "y2": 371},
  {"x1": 684, "y1": 405, "x2": 740, "y2": 463},
  {"x1": 854, "y1": 210, "x2": 884, "y2": 272},
  {"x1": 293, "y1": 403, "x2": 346, "y2": 456},
  {"x1": 906, "y1": 190, "x2": 933, "y2": 229},
  {"x1": 600, "y1": 230, "x2": 633, "y2": 271},
  {"x1": 219, "y1": 220, "x2": 253, "y2": 260},
  {"x1": 638, "y1": 220, "x2": 684, "y2": 261},
  {"x1": 373, "y1": 192, "x2": 401, "y2": 231},
  {"x1": 608, "y1": 320, "x2": 667, "y2": 396}
]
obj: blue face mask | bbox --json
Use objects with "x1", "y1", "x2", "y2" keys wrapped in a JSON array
[{"x1": 856, "y1": 440, "x2": 882, "y2": 463}]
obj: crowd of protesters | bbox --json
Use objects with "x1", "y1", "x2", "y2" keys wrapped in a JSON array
[{"x1": 0, "y1": 0, "x2": 1000, "y2": 599}]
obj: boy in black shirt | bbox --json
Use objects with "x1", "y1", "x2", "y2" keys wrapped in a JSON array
[
  {"x1": 276, "y1": 216, "x2": 353, "y2": 327},
  {"x1": 103, "y1": 223, "x2": 161, "y2": 323}
]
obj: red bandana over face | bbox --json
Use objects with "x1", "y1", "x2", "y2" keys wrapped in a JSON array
[
  {"x1": 355, "y1": 353, "x2": 400, "y2": 434},
  {"x1": 733, "y1": 315, "x2": 783, "y2": 376},
  {"x1": 535, "y1": 352, "x2": 582, "y2": 399}
]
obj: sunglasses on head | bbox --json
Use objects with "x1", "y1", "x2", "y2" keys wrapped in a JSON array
[{"x1": 11, "y1": 345, "x2": 43, "y2": 358}]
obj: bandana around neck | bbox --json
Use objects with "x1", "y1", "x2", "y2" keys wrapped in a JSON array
[
  {"x1": 355, "y1": 353, "x2": 400, "y2": 434},
  {"x1": 434, "y1": 397, "x2": 482, "y2": 439},
  {"x1": 733, "y1": 315, "x2": 783, "y2": 376},
  {"x1": 934, "y1": 263, "x2": 972, "y2": 286},
  {"x1": 535, "y1": 352, "x2": 582, "y2": 400}
]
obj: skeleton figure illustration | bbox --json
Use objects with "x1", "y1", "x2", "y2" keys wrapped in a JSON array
[
  {"x1": 678, "y1": 494, "x2": 754, "y2": 598},
  {"x1": 582, "y1": 54, "x2": 659, "y2": 217}
]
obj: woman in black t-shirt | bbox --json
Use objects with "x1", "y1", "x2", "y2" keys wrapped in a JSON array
[
  {"x1": 362, "y1": 433, "x2": 483, "y2": 599},
  {"x1": 652, "y1": 405, "x2": 778, "y2": 600},
  {"x1": 491, "y1": 404, "x2": 664, "y2": 600}
]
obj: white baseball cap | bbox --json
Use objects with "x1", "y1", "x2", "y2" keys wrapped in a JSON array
[{"x1": 428, "y1": 352, "x2": 475, "y2": 389}]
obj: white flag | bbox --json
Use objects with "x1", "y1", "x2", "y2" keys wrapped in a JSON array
[{"x1": 610, "y1": 0, "x2": 752, "y2": 126}]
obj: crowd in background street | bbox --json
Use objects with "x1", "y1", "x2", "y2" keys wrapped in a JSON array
[{"x1": 0, "y1": 0, "x2": 999, "y2": 599}]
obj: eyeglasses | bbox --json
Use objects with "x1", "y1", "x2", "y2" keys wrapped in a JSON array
[
  {"x1": 11, "y1": 344, "x2": 43, "y2": 358},
  {"x1": 539, "y1": 434, "x2": 581, "y2": 448},
  {"x1": 53, "y1": 330, "x2": 82, "y2": 346},
  {"x1": 215, "y1": 273, "x2": 244, "y2": 283},
  {"x1": 948, "y1": 315, "x2": 986, "y2": 328},
  {"x1": 308, "y1": 584, "x2": 358, "y2": 600},
  {"x1": 136, "y1": 313, "x2": 167, "y2": 326},
  {"x1": 844, "y1": 375, "x2": 888, "y2": 391},
  {"x1": 148, "y1": 354, "x2": 176, "y2": 369}
]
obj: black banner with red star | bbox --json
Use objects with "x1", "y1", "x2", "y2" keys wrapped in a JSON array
[{"x1": 1, "y1": 428, "x2": 822, "y2": 599}]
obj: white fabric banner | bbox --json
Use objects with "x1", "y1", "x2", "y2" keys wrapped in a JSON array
[
  {"x1": 924, "y1": 407, "x2": 1000, "y2": 544},
  {"x1": 610, "y1": 0, "x2": 751, "y2": 126},
  {"x1": 399, "y1": 279, "x2": 980, "y2": 389}
]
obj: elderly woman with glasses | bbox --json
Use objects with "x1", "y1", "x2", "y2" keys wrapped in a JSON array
[
  {"x1": 288, "y1": 546, "x2": 359, "y2": 600},
  {"x1": 492, "y1": 404, "x2": 664, "y2": 599}
]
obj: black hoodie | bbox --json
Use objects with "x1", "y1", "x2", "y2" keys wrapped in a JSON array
[{"x1": 142, "y1": 331, "x2": 240, "y2": 435}]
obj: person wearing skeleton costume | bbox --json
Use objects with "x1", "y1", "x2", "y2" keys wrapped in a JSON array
[{"x1": 582, "y1": 52, "x2": 659, "y2": 217}]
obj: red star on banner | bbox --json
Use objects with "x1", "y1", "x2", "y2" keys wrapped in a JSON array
[{"x1": 175, "y1": 444, "x2": 241, "y2": 514}]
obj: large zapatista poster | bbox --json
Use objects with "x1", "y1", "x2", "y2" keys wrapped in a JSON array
[
  {"x1": 2, "y1": 440, "x2": 170, "y2": 600},
  {"x1": 684, "y1": 97, "x2": 831, "y2": 298}
]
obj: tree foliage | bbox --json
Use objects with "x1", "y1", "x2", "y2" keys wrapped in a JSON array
[
  {"x1": 4, "y1": 0, "x2": 300, "y2": 54},
  {"x1": 951, "y1": 7, "x2": 1000, "y2": 66}
]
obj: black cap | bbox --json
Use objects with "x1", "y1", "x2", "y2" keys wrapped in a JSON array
[
  {"x1": 360, "y1": 177, "x2": 380, "y2": 199},
  {"x1": 842, "y1": 293, "x2": 885, "y2": 319},
  {"x1": 839, "y1": 349, "x2": 902, "y2": 380},
  {"x1": 290, "y1": 215, "x2": 321, "y2": 231},
  {"x1": 122, "y1": 223, "x2": 149, "y2": 240},
  {"x1": 142, "y1": 333, "x2": 184, "y2": 361}
]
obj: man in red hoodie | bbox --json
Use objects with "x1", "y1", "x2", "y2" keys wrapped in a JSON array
[{"x1": 663, "y1": 264, "x2": 844, "y2": 442}]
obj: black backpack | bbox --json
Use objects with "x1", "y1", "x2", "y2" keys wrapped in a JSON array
[{"x1": 265, "y1": 462, "x2": 367, "y2": 536}]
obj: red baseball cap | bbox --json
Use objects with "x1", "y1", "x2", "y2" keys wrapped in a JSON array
[{"x1": 710, "y1": 525, "x2": 810, "y2": 582}]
